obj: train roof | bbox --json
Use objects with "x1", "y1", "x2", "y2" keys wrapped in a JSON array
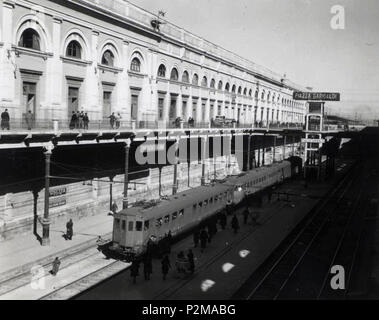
[
  {"x1": 116, "y1": 183, "x2": 231, "y2": 220},
  {"x1": 225, "y1": 161, "x2": 291, "y2": 185}
]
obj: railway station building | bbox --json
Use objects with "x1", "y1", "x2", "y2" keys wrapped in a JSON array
[{"x1": 0, "y1": 0, "x2": 307, "y2": 129}]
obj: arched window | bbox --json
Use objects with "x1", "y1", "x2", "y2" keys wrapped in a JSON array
[
  {"x1": 249, "y1": 89, "x2": 253, "y2": 97},
  {"x1": 101, "y1": 50, "x2": 114, "y2": 67},
  {"x1": 170, "y1": 68, "x2": 179, "y2": 81},
  {"x1": 201, "y1": 76, "x2": 208, "y2": 87},
  {"x1": 218, "y1": 81, "x2": 223, "y2": 90},
  {"x1": 261, "y1": 91, "x2": 265, "y2": 100},
  {"x1": 66, "y1": 40, "x2": 82, "y2": 59},
  {"x1": 225, "y1": 83, "x2": 230, "y2": 92},
  {"x1": 192, "y1": 74, "x2": 199, "y2": 86},
  {"x1": 210, "y1": 79, "x2": 215, "y2": 89},
  {"x1": 255, "y1": 90, "x2": 259, "y2": 98},
  {"x1": 243, "y1": 88, "x2": 247, "y2": 96},
  {"x1": 130, "y1": 57, "x2": 141, "y2": 72},
  {"x1": 238, "y1": 86, "x2": 242, "y2": 94},
  {"x1": 232, "y1": 85, "x2": 236, "y2": 93},
  {"x1": 19, "y1": 28, "x2": 41, "y2": 51},
  {"x1": 182, "y1": 71, "x2": 189, "y2": 83},
  {"x1": 158, "y1": 64, "x2": 166, "y2": 78}
]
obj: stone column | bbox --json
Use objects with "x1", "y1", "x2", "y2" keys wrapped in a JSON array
[
  {"x1": 85, "y1": 30, "x2": 100, "y2": 115},
  {"x1": 118, "y1": 40, "x2": 130, "y2": 118}
]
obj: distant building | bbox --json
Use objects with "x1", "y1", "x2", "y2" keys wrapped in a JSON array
[{"x1": 0, "y1": 0, "x2": 307, "y2": 127}]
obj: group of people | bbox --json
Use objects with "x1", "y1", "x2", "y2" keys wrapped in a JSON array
[
  {"x1": 188, "y1": 116, "x2": 195, "y2": 127},
  {"x1": 129, "y1": 248, "x2": 195, "y2": 284},
  {"x1": 69, "y1": 111, "x2": 89, "y2": 130},
  {"x1": 108, "y1": 112, "x2": 122, "y2": 129}
]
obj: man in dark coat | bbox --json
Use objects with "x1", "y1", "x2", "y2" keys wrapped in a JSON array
[
  {"x1": 193, "y1": 229, "x2": 200, "y2": 248},
  {"x1": 66, "y1": 219, "x2": 73, "y2": 240},
  {"x1": 187, "y1": 249, "x2": 195, "y2": 274},
  {"x1": 161, "y1": 255, "x2": 171, "y2": 280},
  {"x1": 130, "y1": 259, "x2": 140, "y2": 284},
  {"x1": 25, "y1": 110, "x2": 33, "y2": 130},
  {"x1": 243, "y1": 207, "x2": 250, "y2": 225},
  {"x1": 51, "y1": 257, "x2": 61, "y2": 276},
  {"x1": 1, "y1": 109, "x2": 10, "y2": 130},
  {"x1": 69, "y1": 111, "x2": 77, "y2": 129},
  {"x1": 231, "y1": 214, "x2": 240, "y2": 234},
  {"x1": 83, "y1": 113, "x2": 89, "y2": 130},
  {"x1": 143, "y1": 255, "x2": 153, "y2": 280},
  {"x1": 200, "y1": 229, "x2": 209, "y2": 252},
  {"x1": 219, "y1": 211, "x2": 227, "y2": 230},
  {"x1": 109, "y1": 113, "x2": 116, "y2": 129}
]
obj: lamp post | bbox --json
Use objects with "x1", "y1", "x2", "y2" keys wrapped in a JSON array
[
  {"x1": 123, "y1": 138, "x2": 132, "y2": 210},
  {"x1": 41, "y1": 143, "x2": 54, "y2": 246}
]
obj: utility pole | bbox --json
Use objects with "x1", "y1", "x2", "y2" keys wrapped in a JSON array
[
  {"x1": 122, "y1": 138, "x2": 132, "y2": 210},
  {"x1": 201, "y1": 135, "x2": 207, "y2": 185},
  {"x1": 41, "y1": 143, "x2": 53, "y2": 246},
  {"x1": 172, "y1": 137, "x2": 179, "y2": 195}
]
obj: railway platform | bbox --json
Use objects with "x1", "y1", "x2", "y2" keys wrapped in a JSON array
[
  {"x1": 0, "y1": 212, "x2": 113, "y2": 298},
  {"x1": 0, "y1": 160, "x2": 352, "y2": 300}
]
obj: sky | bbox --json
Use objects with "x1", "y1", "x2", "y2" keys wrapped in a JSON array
[{"x1": 130, "y1": 0, "x2": 379, "y2": 121}]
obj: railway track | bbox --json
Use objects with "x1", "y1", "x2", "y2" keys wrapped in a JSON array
[{"x1": 240, "y1": 161, "x2": 372, "y2": 300}]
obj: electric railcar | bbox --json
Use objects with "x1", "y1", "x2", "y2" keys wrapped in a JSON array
[{"x1": 99, "y1": 160, "x2": 295, "y2": 260}]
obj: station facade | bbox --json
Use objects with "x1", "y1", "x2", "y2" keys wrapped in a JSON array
[{"x1": 0, "y1": 0, "x2": 307, "y2": 128}]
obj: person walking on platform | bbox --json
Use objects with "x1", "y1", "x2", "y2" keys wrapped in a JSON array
[
  {"x1": 130, "y1": 259, "x2": 140, "y2": 284},
  {"x1": 200, "y1": 228, "x2": 209, "y2": 252},
  {"x1": 167, "y1": 231, "x2": 173, "y2": 253},
  {"x1": 219, "y1": 211, "x2": 227, "y2": 230},
  {"x1": 143, "y1": 255, "x2": 153, "y2": 280},
  {"x1": 231, "y1": 214, "x2": 240, "y2": 234},
  {"x1": 83, "y1": 113, "x2": 89, "y2": 130},
  {"x1": 66, "y1": 219, "x2": 73, "y2": 240},
  {"x1": 243, "y1": 207, "x2": 250, "y2": 225},
  {"x1": 193, "y1": 229, "x2": 200, "y2": 248},
  {"x1": 51, "y1": 257, "x2": 61, "y2": 276},
  {"x1": 187, "y1": 249, "x2": 195, "y2": 274},
  {"x1": 161, "y1": 255, "x2": 171, "y2": 280}
]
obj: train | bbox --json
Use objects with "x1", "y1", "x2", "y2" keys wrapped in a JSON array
[{"x1": 98, "y1": 158, "x2": 301, "y2": 261}]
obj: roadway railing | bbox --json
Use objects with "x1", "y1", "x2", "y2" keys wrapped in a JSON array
[{"x1": 0, "y1": 118, "x2": 303, "y2": 133}]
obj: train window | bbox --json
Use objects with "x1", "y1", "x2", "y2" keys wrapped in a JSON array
[
  {"x1": 215, "y1": 195, "x2": 218, "y2": 201},
  {"x1": 121, "y1": 220, "x2": 126, "y2": 231},
  {"x1": 199, "y1": 202, "x2": 203, "y2": 208},
  {"x1": 136, "y1": 221, "x2": 143, "y2": 231},
  {"x1": 179, "y1": 209, "x2": 184, "y2": 216},
  {"x1": 144, "y1": 220, "x2": 150, "y2": 230},
  {"x1": 172, "y1": 212, "x2": 178, "y2": 220},
  {"x1": 193, "y1": 204, "x2": 197, "y2": 210},
  {"x1": 164, "y1": 215, "x2": 170, "y2": 223},
  {"x1": 210, "y1": 197, "x2": 213, "y2": 204},
  {"x1": 128, "y1": 221, "x2": 134, "y2": 231},
  {"x1": 156, "y1": 218, "x2": 163, "y2": 227},
  {"x1": 115, "y1": 219, "x2": 120, "y2": 228}
]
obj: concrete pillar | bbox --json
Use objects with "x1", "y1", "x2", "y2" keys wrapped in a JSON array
[
  {"x1": 118, "y1": 40, "x2": 130, "y2": 118},
  {"x1": 176, "y1": 94, "x2": 182, "y2": 119},
  {"x1": 42, "y1": 145, "x2": 53, "y2": 246},
  {"x1": 0, "y1": 1, "x2": 16, "y2": 108},
  {"x1": 85, "y1": 30, "x2": 100, "y2": 113},
  {"x1": 123, "y1": 139, "x2": 131, "y2": 209}
]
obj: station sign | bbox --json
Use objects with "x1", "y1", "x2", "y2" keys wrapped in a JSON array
[
  {"x1": 293, "y1": 92, "x2": 340, "y2": 101},
  {"x1": 302, "y1": 138, "x2": 325, "y2": 144}
]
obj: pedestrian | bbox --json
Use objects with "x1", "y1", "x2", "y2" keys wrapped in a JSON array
[
  {"x1": 200, "y1": 228, "x2": 208, "y2": 252},
  {"x1": 115, "y1": 112, "x2": 122, "y2": 129},
  {"x1": 130, "y1": 259, "x2": 140, "y2": 284},
  {"x1": 161, "y1": 255, "x2": 171, "y2": 280},
  {"x1": 78, "y1": 111, "x2": 84, "y2": 129},
  {"x1": 207, "y1": 223, "x2": 213, "y2": 243},
  {"x1": 83, "y1": 113, "x2": 89, "y2": 130},
  {"x1": 187, "y1": 249, "x2": 195, "y2": 274},
  {"x1": 243, "y1": 207, "x2": 250, "y2": 225},
  {"x1": 143, "y1": 254, "x2": 153, "y2": 280},
  {"x1": 193, "y1": 229, "x2": 200, "y2": 248},
  {"x1": 51, "y1": 257, "x2": 61, "y2": 276},
  {"x1": 219, "y1": 211, "x2": 227, "y2": 230},
  {"x1": 66, "y1": 219, "x2": 73, "y2": 240},
  {"x1": 69, "y1": 111, "x2": 76, "y2": 129},
  {"x1": 25, "y1": 110, "x2": 33, "y2": 130},
  {"x1": 75, "y1": 111, "x2": 80, "y2": 128},
  {"x1": 109, "y1": 113, "x2": 116, "y2": 129},
  {"x1": 231, "y1": 214, "x2": 240, "y2": 234},
  {"x1": 167, "y1": 231, "x2": 173, "y2": 253},
  {"x1": 1, "y1": 108, "x2": 10, "y2": 130}
]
